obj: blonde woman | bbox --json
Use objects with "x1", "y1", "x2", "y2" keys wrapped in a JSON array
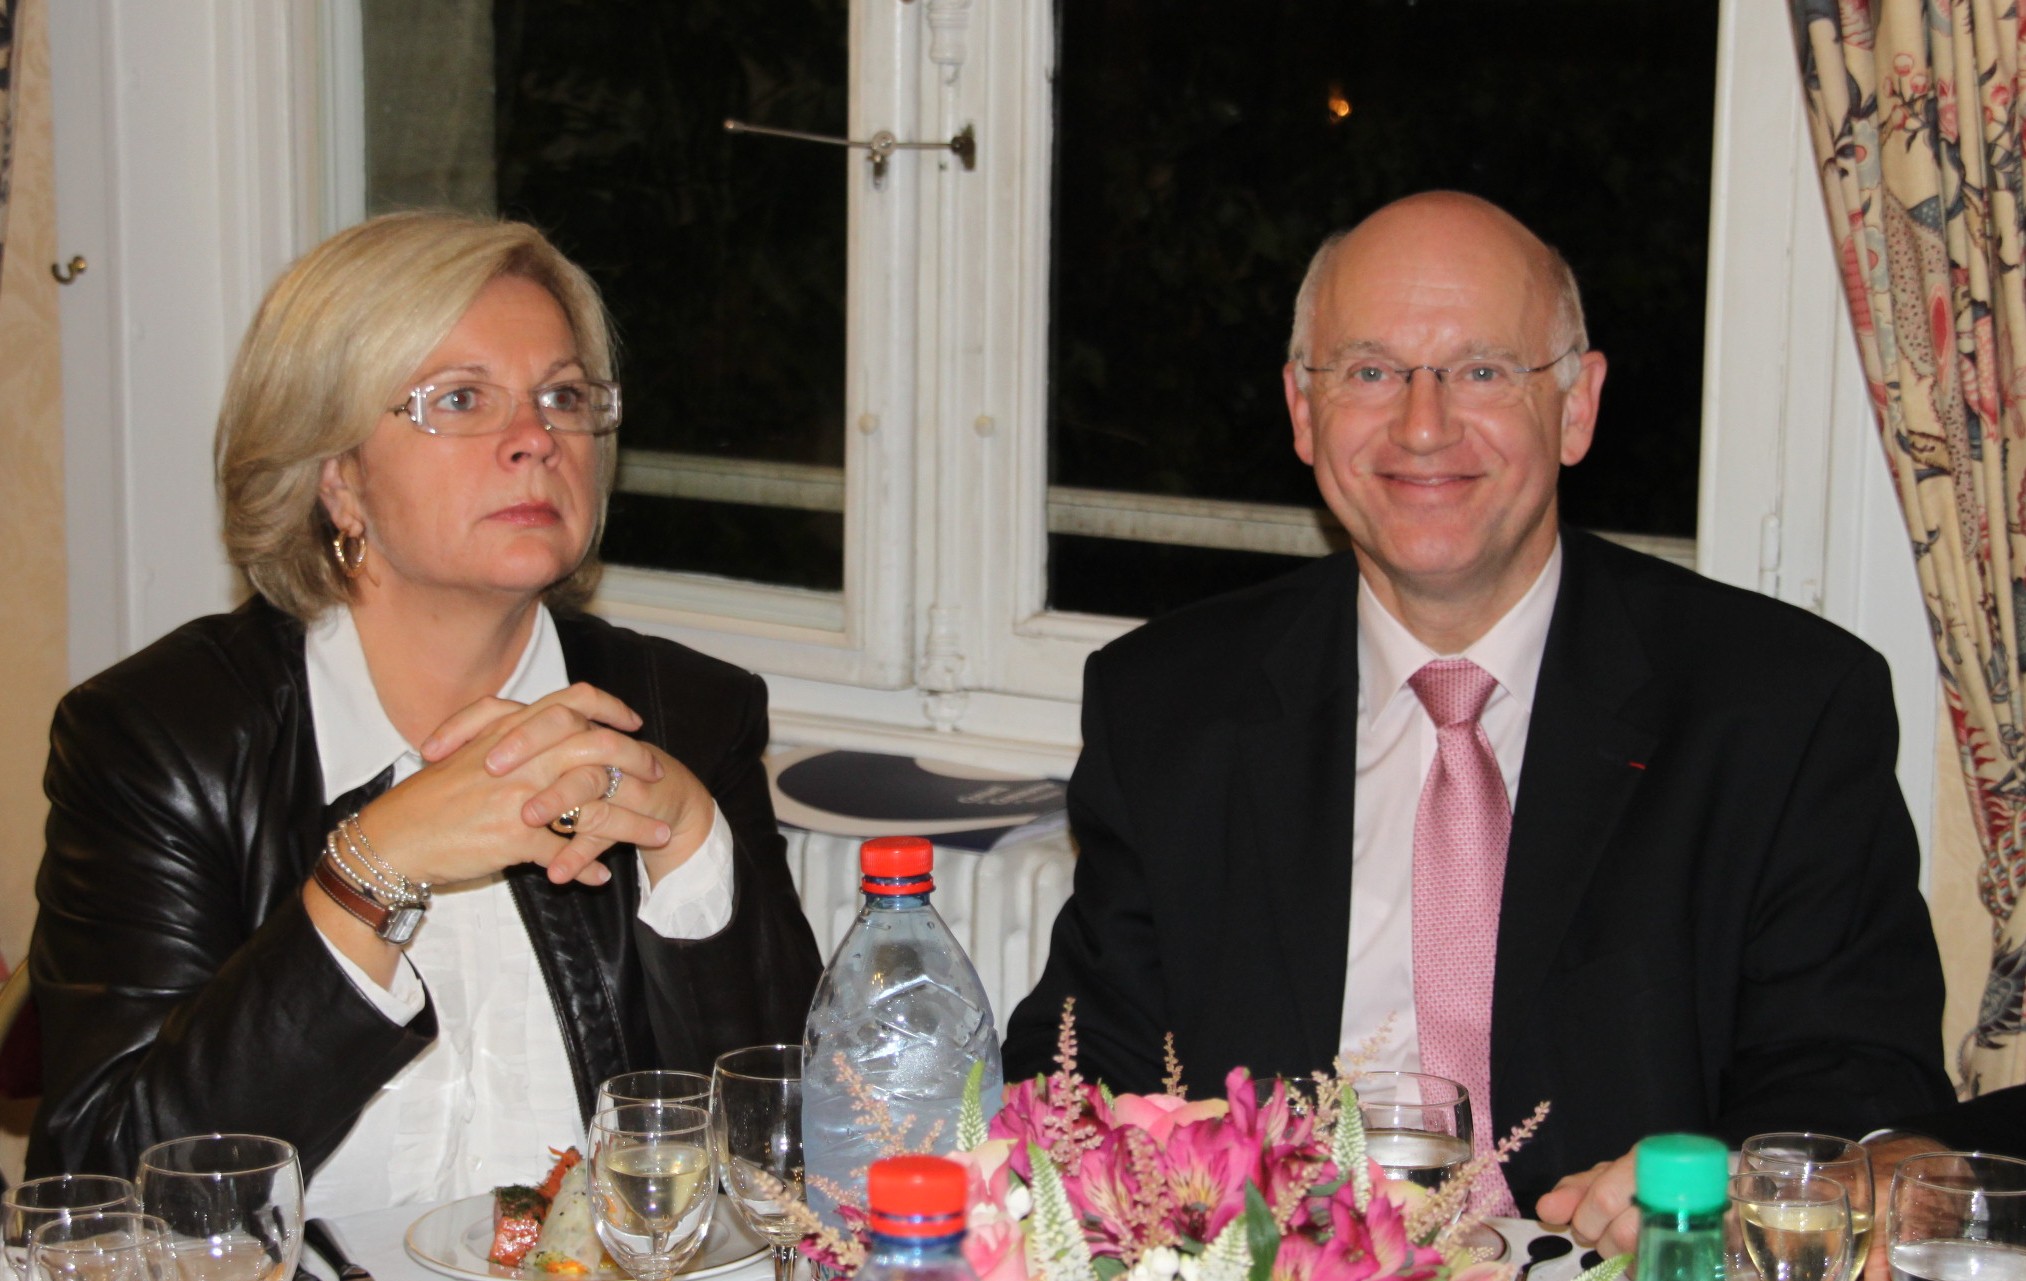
[{"x1": 28, "y1": 212, "x2": 820, "y2": 1215}]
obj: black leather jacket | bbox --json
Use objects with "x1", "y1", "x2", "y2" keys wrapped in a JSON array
[{"x1": 28, "y1": 599, "x2": 822, "y2": 1178}]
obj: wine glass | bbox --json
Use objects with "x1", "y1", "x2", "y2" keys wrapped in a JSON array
[
  {"x1": 1743, "y1": 1133, "x2": 1874, "y2": 1263},
  {"x1": 135, "y1": 1134, "x2": 303, "y2": 1281},
  {"x1": 28, "y1": 1212, "x2": 172, "y2": 1281},
  {"x1": 712, "y1": 1045, "x2": 805, "y2": 1281},
  {"x1": 1888, "y1": 1153, "x2": 2026, "y2": 1281},
  {"x1": 598, "y1": 1071, "x2": 713, "y2": 1114},
  {"x1": 1730, "y1": 1171, "x2": 1855, "y2": 1281},
  {"x1": 589, "y1": 1102, "x2": 715, "y2": 1281},
  {"x1": 4, "y1": 1177, "x2": 140, "y2": 1281}
]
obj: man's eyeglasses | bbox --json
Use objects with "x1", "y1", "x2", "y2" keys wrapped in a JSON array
[
  {"x1": 389, "y1": 379, "x2": 622, "y2": 437},
  {"x1": 1300, "y1": 347, "x2": 1579, "y2": 410}
]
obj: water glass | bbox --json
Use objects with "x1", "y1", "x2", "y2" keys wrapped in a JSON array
[
  {"x1": 712, "y1": 1045, "x2": 805, "y2": 1281},
  {"x1": 1888, "y1": 1152, "x2": 2026, "y2": 1281},
  {"x1": 1730, "y1": 1170, "x2": 1855, "y2": 1281},
  {"x1": 589, "y1": 1102, "x2": 715, "y2": 1281},
  {"x1": 597, "y1": 1071, "x2": 713, "y2": 1114},
  {"x1": 1742, "y1": 1133, "x2": 1874, "y2": 1263},
  {"x1": 4, "y1": 1178, "x2": 140, "y2": 1281},
  {"x1": 28, "y1": 1212, "x2": 172, "y2": 1281},
  {"x1": 1350, "y1": 1071, "x2": 1475, "y2": 1195},
  {"x1": 135, "y1": 1134, "x2": 303, "y2": 1281}
]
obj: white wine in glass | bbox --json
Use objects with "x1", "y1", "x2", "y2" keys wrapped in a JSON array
[
  {"x1": 1732, "y1": 1171, "x2": 1855, "y2": 1281},
  {"x1": 1744, "y1": 1134, "x2": 1875, "y2": 1265},
  {"x1": 589, "y1": 1103, "x2": 714, "y2": 1281}
]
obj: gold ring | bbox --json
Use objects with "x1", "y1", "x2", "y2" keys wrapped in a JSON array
[{"x1": 550, "y1": 807, "x2": 581, "y2": 837}]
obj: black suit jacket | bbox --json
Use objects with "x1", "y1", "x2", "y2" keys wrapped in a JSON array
[{"x1": 1005, "y1": 530, "x2": 1952, "y2": 1205}]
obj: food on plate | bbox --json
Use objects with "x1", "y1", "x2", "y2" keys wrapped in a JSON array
[
  {"x1": 489, "y1": 1182, "x2": 551, "y2": 1267},
  {"x1": 527, "y1": 1151, "x2": 616, "y2": 1274},
  {"x1": 489, "y1": 1148, "x2": 619, "y2": 1274}
]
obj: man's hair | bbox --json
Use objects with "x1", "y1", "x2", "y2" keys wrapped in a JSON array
[
  {"x1": 1286, "y1": 216, "x2": 1590, "y2": 393},
  {"x1": 215, "y1": 210, "x2": 618, "y2": 621}
]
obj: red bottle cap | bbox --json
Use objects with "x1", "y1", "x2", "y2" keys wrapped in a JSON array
[
  {"x1": 866, "y1": 1155, "x2": 967, "y2": 1237},
  {"x1": 860, "y1": 836, "x2": 935, "y2": 895}
]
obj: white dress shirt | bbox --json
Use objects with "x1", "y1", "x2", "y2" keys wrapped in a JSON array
[
  {"x1": 303, "y1": 604, "x2": 736, "y2": 1219},
  {"x1": 1339, "y1": 542, "x2": 1562, "y2": 1069}
]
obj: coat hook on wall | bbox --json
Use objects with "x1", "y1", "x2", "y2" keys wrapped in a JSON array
[{"x1": 52, "y1": 255, "x2": 87, "y2": 285}]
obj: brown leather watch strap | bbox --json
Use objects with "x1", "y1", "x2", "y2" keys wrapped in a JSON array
[{"x1": 313, "y1": 856, "x2": 425, "y2": 944}]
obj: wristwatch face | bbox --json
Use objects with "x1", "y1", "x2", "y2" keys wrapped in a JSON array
[{"x1": 379, "y1": 905, "x2": 426, "y2": 945}]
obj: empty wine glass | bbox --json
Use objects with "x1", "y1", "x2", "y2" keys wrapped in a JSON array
[
  {"x1": 135, "y1": 1134, "x2": 303, "y2": 1281},
  {"x1": 1889, "y1": 1153, "x2": 2026, "y2": 1281},
  {"x1": 598, "y1": 1071, "x2": 713, "y2": 1114},
  {"x1": 589, "y1": 1102, "x2": 715, "y2": 1281},
  {"x1": 712, "y1": 1045, "x2": 805, "y2": 1281},
  {"x1": 1730, "y1": 1170, "x2": 1855, "y2": 1281},
  {"x1": 1742, "y1": 1133, "x2": 1874, "y2": 1264},
  {"x1": 28, "y1": 1212, "x2": 172, "y2": 1281},
  {"x1": 5, "y1": 1178, "x2": 140, "y2": 1281}
]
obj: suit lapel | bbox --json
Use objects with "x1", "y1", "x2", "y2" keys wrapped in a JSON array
[
  {"x1": 1495, "y1": 534, "x2": 1658, "y2": 1028},
  {"x1": 1237, "y1": 556, "x2": 1363, "y2": 1072}
]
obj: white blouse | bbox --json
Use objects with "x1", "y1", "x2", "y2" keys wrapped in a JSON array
[{"x1": 301, "y1": 605, "x2": 735, "y2": 1218}]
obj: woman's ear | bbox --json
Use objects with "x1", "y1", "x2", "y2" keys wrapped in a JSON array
[{"x1": 318, "y1": 454, "x2": 364, "y2": 535}]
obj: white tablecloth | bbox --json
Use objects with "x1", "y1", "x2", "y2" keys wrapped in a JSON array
[{"x1": 312, "y1": 1207, "x2": 1591, "y2": 1281}]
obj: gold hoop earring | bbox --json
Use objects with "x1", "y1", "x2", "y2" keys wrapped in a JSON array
[{"x1": 332, "y1": 530, "x2": 367, "y2": 579}]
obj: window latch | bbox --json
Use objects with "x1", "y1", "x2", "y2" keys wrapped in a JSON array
[{"x1": 723, "y1": 119, "x2": 976, "y2": 187}]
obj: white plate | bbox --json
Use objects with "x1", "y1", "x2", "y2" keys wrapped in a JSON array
[{"x1": 406, "y1": 1193, "x2": 768, "y2": 1281}]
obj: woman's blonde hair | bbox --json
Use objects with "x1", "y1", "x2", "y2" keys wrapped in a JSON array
[{"x1": 216, "y1": 210, "x2": 618, "y2": 621}]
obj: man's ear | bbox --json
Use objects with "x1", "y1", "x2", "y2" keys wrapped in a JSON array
[
  {"x1": 1558, "y1": 350, "x2": 1607, "y2": 467},
  {"x1": 1286, "y1": 362, "x2": 1317, "y2": 466},
  {"x1": 318, "y1": 454, "x2": 364, "y2": 536}
]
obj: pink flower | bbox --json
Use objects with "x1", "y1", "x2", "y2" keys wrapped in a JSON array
[
  {"x1": 1324, "y1": 1182, "x2": 1444, "y2": 1281},
  {"x1": 1068, "y1": 1130, "x2": 1159, "y2": 1256},
  {"x1": 949, "y1": 1138, "x2": 1016, "y2": 1217},
  {"x1": 962, "y1": 1219, "x2": 1031, "y2": 1281},
  {"x1": 1160, "y1": 1115, "x2": 1253, "y2": 1243},
  {"x1": 1894, "y1": 52, "x2": 1915, "y2": 76},
  {"x1": 1109, "y1": 1091, "x2": 1228, "y2": 1143}
]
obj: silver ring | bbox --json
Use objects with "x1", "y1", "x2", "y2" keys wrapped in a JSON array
[
  {"x1": 602, "y1": 764, "x2": 623, "y2": 801},
  {"x1": 550, "y1": 807, "x2": 581, "y2": 837}
]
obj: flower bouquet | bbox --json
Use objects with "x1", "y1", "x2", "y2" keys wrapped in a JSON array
[{"x1": 794, "y1": 1002, "x2": 1627, "y2": 1281}]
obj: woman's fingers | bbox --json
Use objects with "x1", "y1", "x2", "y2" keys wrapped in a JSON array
[
  {"x1": 540, "y1": 802, "x2": 672, "y2": 882},
  {"x1": 416, "y1": 696, "x2": 526, "y2": 762},
  {"x1": 520, "y1": 743, "x2": 666, "y2": 828},
  {"x1": 480, "y1": 684, "x2": 644, "y2": 775}
]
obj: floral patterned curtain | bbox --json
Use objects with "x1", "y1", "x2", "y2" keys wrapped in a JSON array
[
  {"x1": 0, "y1": 0, "x2": 17, "y2": 284},
  {"x1": 1789, "y1": 0, "x2": 2026, "y2": 1094}
]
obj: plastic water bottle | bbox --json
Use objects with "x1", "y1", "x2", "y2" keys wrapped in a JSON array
[
  {"x1": 1634, "y1": 1133, "x2": 1729, "y2": 1281},
  {"x1": 802, "y1": 836, "x2": 1003, "y2": 1226},
  {"x1": 858, "y1": 1156, "x2": 979, "y2": 1281}
]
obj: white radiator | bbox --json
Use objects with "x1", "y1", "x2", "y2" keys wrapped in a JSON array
[{"x1": 781, "y1": 828, "x2": 1077, "y2": 1034}]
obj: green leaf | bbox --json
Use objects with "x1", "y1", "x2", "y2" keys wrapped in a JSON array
[
  {"x1": 1094, "y1": 1258, "x2": 1127, "y2": 1281},
  {"x1": 1241, "y1": 1183, "x2": 1279, "y2": 1281},
  {"x1": 958, "y1": 1060, "x2": 989, "y2": 1149},
  {"x1": 1570, "y1": 1254, "x2": 1632, "y2": 1281},
  {"x1": 1333, "y1": 1087, "x2": 1372, "y2": 1213},
  {"x1": 1100, "y1": 1081, "x2": 1117, "y2": 1108}
]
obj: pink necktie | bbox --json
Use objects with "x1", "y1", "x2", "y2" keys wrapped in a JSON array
[{"x1": 1408, "y1": 658, "x2": 1517, "y2": 1216}]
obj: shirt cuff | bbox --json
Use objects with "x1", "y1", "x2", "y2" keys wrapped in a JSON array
[
  {"x1": 636, "y1": 802, "x2": 735, "y2": 939},
  {"x1": 314, "y1": 923, "x2": 427, "y2": 1024}
]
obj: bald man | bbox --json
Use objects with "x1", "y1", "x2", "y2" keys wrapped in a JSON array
[{"x1": 1003, "y1": 192, "x2": 1951, "y2": 1208}]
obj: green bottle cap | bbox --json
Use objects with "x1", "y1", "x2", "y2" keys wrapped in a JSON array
[{"x1": 1635, "y1": 1133, "x2": 1730, "y2": 1215}]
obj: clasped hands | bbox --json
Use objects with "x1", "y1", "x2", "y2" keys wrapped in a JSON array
[{"x1": 356, "y1": 683, "x2": 716, "y2": 893}]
